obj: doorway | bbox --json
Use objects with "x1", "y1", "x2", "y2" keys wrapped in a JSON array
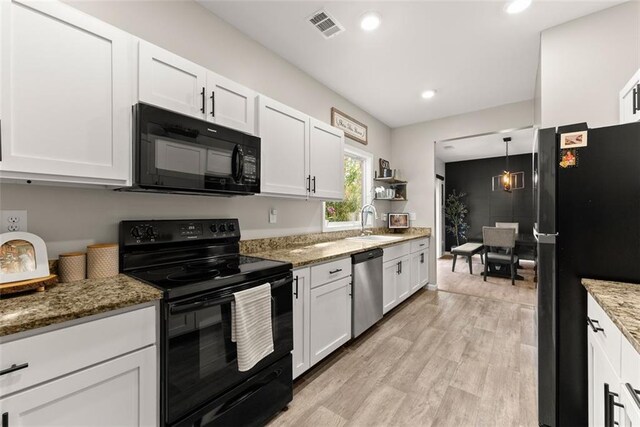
[{"x1": 435, "y1": 175, "x2": 444, "y2": 258}]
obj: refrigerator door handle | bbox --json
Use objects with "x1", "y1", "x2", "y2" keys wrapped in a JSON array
[{"x1": 533, "y1": 227, "x2": 558, "y2": 244}]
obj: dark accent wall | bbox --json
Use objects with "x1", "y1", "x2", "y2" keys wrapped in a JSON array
[{"x1": 445, "y1": 154, "x2": 533, "y2": 250}]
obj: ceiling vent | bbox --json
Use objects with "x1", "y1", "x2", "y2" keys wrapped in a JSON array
[{"x1": 308, "y1": 9, "x2": 345, "y2": 39}]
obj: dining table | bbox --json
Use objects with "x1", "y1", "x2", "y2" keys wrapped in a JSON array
[{"x1": 468, "y1": 232, "x2": 538, "y2": 282}]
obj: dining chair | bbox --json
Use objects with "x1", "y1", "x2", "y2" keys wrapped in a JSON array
[
  {"x1": 495, "y1": 222, "x2": 519, "y2": 235},
  {"x1": 483, "y1": 226, "x2": 519, "y2": 286}
]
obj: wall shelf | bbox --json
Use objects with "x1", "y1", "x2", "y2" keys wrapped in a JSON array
[{"x1": 373, "y1": 177, "x2": 407, "y2": 185}]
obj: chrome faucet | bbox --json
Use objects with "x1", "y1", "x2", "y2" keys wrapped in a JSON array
[{"x1": 360, "y1": 203, "x2": 378, "y2": 236}]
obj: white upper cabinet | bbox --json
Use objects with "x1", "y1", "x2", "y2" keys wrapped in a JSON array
[
  {"x1": 138, "y1": 41, "x2": 207, "y2": 119},
  {"x1": 0, "y1": 0, "x2": 133, "y2": 185},
  {"x1": 309, "y1": 118, "x2": 344, "y2": 201},
  {"x1": 620, "y1": 68, "x2": 640, "y2": 124},
  {"x1": 257, "y1": 95, "x2": 309, "y2": 198},
  {"x1": 138, "y1": 42, "x2": 257, "y2": 135},
  {"x1": 206, "y1": 71, "x2": 256, "y2": 134},
  {"x1": 257, "y1": 95, "x2": 346, "y2": 200}
]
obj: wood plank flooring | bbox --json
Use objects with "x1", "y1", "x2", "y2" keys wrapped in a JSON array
[
  {"x1": 268, "y1": 289, "x2": 538, "y2": 427},
  {"x1": 436, "y1": 255, "x2": 537, "y2": 307}
]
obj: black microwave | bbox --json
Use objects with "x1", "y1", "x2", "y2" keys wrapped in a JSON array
[{"x1": 123, "y1": 103, "x2": 260, "y2": 196}]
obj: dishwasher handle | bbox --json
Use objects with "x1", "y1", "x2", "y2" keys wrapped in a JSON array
[{"x1": 352, "y1": 248, "x2": 383, "y2": 264}]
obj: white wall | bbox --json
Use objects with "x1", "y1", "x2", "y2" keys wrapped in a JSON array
[
  {"x1": 392, "y1": 100, "x2": 534, "y2": 284},
  {"x1": 0, "y1": 0, "x2": 391, "y2": 256},
  {"x1": 540, "y1": 1, "x2": 640, "y2": 128}
]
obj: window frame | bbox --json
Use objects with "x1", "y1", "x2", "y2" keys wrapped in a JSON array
[{"x1": 322, "y1": 145, "x2": 374, "y2": 232}]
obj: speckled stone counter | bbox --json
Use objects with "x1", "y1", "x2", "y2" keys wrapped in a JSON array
[
  {"x1": 582, "y1": 278, "x2": 640, "y2": 354},
  {"x1": 244, "y1": 229, "x2": 431, "y2": 268},
  {"x1": 0, "y1": 274, "x2": 162, "y2": 337}
]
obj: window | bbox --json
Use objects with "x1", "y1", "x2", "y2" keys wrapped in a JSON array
[{"x1": 323, "y1": 145, "x2": 373, "y2": 231}]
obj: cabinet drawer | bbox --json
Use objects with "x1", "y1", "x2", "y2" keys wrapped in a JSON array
[
  {"x1": 0, "y1": 306, "x2": 156, "y2": 397},
  {"x1": 587, "y1": 294, "x2": 621, "y2": 373},
  {"x1": 410, "y1": 238, "x2": 429, "y2": 253},
  {"x1": 383, "y1": 243, "x2": 411, "y2": 263},
  {"x1": 310, "y1": 257, "x2": 351, "y2": 289}
]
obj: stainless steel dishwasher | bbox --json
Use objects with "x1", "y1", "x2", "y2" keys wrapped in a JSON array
[{"x1": 351, "y1": 248, "x2": 383, "y2": 338}]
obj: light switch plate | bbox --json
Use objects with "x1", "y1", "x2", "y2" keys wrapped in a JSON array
[{"x1": 269, "y1": 208, "x2": 277, "y2": 224}]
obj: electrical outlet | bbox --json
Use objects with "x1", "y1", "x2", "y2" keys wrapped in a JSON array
[{"x1": 1, "y1": 210, "x2": 28, "y2": 232}]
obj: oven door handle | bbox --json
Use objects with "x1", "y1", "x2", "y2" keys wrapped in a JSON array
[{"x1": 169, "y1": 275, "x2": 292, "y2": 315}]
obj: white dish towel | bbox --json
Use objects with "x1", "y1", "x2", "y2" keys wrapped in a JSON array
[{"x1": 231, "y1": 283, "x2": 274, "y2": 372}]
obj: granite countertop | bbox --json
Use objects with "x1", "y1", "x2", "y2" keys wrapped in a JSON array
[
  {"x1": 245, "y1": 231, "x2": 431, "y2": 268},
  {"x1": 0, "y1": 274, "x2": 162, "y2": 337},
  {"x1": 582, "y1": 278, "x2": 640, "y2": 354}
]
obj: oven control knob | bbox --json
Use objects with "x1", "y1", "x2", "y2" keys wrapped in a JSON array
[
  {"x1": 209, "y1": 224, "x2": 217, "y2": 233},
  {"x1": 131, "y1": 226, "x2": 143, "y2": 239},
  {"x1": 227, "y1": 223, "x2": 236, "y2": 232},
  {"x1": 145, "y1": 226, "x2": 158, "y2": 239},
  {"x1": 218, "y1": 224, "x2": 226, "y2": 232}
]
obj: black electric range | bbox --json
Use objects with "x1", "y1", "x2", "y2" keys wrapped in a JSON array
[{"x1": 120, "y1": 219, "x2": 293, "y2": 427}]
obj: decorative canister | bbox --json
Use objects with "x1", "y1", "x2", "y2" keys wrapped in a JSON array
[
  {"x1": 86, "y1": 243, "x2": 119, "y2": 279},
  {"x1": 58, "y1": 252, "x2": 86, "y2": 282}
]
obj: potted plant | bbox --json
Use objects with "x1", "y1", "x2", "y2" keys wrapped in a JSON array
[{"x1": 445, "y1": 190, "x2": 469, "y2": 248}]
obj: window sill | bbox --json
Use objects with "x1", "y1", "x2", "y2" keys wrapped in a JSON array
[{"x1": 322, "y1": 221, "x2": 372, "y2": 233}]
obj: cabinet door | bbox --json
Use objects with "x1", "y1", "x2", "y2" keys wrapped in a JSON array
[
  {"x1": 409, "y1": 252, "x2": 421, "y2": 295},
  {"x1": 139, "y1": 41, "x2": 207, "y2": 119},
  {"x1": 396, "y1": 256, "x2": 411, "y2": 303},
  {"x1": 309, "y1": 118, "x2": 344, "y2": 200},
  {"x1": 206, "y1": 71, "x2": 256, "y2": 134},
  {"x1": 0, "y1": 346, "x2": 157, "y2": 427},
  {"x1": 620, "y1": 69, "x2": 640, "y2": 124},
  {"x1": 292, "y1": 267, "x2": 310, "y2": 379},
  {"x1": 588, "y1": 330, "x2": 622, "y2": 427},
  {"x1": 418, "y1": 250, "x2": 429, "y2": 287},
  {"x1": 383, "y1": 260, "x2": 398, "y2": 314},
  {"x1": 0, "y1": 0, "x2": 132, "y2": 184},
  {"x1": 257, "y1": 95, "x2": 309, "y2": 197},
  {"x1": 310, "y1": 276, "x2": 351, "y2": 366}
]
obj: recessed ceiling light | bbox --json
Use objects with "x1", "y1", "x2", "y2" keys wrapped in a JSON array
[
  {"x1": 360, "y1": 12, "x2": 381, "y2": 31},
  {"x1": 421, "y1": 89, "x2": 437, "y2": 99},
  {"x1": 505, "y1": 0, "x2": 532, "y2": 14}
]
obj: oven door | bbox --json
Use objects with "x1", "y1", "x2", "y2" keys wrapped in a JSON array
[
  {"x1": 135, "y1": 103, "x2": 260, "y2": 195},
  {"x1": 163, "y1": 273, "x2": 292, "y2": 425}
]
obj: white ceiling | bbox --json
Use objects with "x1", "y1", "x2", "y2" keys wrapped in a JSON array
[
  {"x1": 198, "y1": 0, "x2": 622, "y2": 128},
  {"x1": 436, "y1": 127, "x2": 534, "y2": 163}
]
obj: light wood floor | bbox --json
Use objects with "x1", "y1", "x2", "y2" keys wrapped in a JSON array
[
  {"x1": 269, "y1": 289, "x2": 538, "y2": 427},
  {"x1": 437, "y1": 254, "x2": 537, "y2": 307}
]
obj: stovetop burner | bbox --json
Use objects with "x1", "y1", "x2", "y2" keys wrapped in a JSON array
[
  {"x1": 126, "y1": 254, "x2": 290, "y2": 299},
  {"x1": 120, "y1": 219, "x2": 292, "y2": 300}
]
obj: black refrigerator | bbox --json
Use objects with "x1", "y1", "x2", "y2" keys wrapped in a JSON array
[{"x1": 535, "y1": 121, "x2": 640, "y2": 427}]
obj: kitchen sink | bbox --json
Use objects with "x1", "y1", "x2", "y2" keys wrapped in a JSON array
[{"x1": 346, "y1": 235, "x2": 404, "y2": 243}]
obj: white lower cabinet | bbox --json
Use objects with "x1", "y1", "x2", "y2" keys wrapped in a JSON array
[
  {"x1": 621, "y1": 336, "x2": 640, "y2": 427},
  {"x1": 410, "y1": 250, "x2": 429, "y2": 294},
  {"x1": 0, "y1": 346, "x2": 157, "y2": 427},
  {"x1": 292, "y1": 267, "x2": 311, "y2": 379},
  {"x1": 588, "y1": 328, "x2": 622, "y2": 427},
  {"x1": 587, "y1": 293, "x2": 640, "y2": 427},
  {"x1": 309, "y1": 275, "x2": 352, "y2": 367},
  {"x1": 0, "y1": 306, "x2": 158, "y2": 426},
  {"x1": 382, "y1": 242, "x2": 412, "y2": 314}
]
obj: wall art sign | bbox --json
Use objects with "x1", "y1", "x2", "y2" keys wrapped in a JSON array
[
  {"x1": 560, "y1": 130, "x2": 588, "y2": 149},
  {"x1": 331, "y1": 107, "x2": 368, "y2": 145}
]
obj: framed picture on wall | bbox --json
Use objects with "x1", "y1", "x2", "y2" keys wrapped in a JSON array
[{"x1": 331, "y1": 107, "x2": 368, "y2": 145}]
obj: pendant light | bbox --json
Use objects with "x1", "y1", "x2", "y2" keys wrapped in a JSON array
[{"x1": 502, "y1": 137, "x2": 512, "y2": 192}]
